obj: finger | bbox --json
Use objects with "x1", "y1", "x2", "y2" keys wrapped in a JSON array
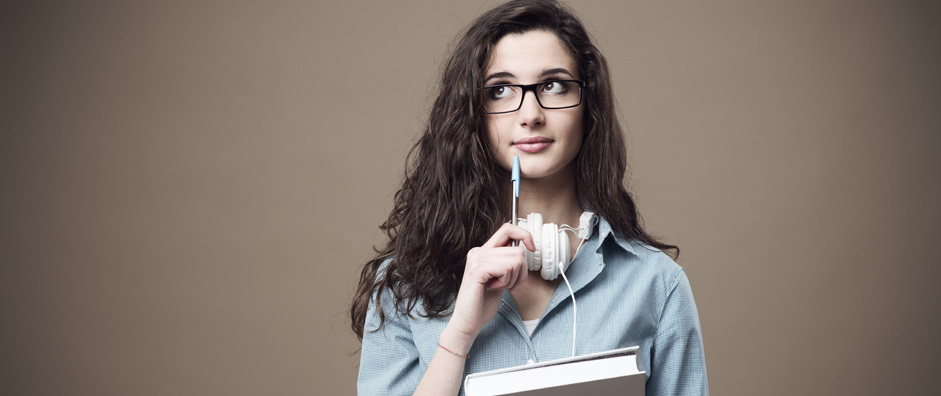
[
  {"x1": 486, "y1": 272, "x2": 511, "y2": 291},
  {"x1": 503, "y1": 260, "x2": 520, "y2": 291},
  {"x1": 510, "y1": 264, "x2": 529, "y2": 290},
  {"x1": 509, "y1": 249, "x2": 528, "y2": 290},
  {"x1": 480, "y1": 254, "x2": 520, "y2": 290},
  {"x1": 483, "y1": 261, "x2": 512, "y2": 289},
  {"x1": 484, "y1": 223, "x2": 536, "y2": 251},
  {"x1": 484, "y1": 249, "x2": 525, "y2": 291},
  {"x1": 465, "y1": 247, "x2": 528, "y2": 289}
]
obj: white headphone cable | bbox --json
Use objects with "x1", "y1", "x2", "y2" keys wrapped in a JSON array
[
  {"x1": 558, "y1": 261, "x2": 577, "y2": 357},
  {"x1": 573, "y1": 234, "x2": 586, "y2": 260},
  {"x1": 560, "y1": 226, "x2": 587, "y2": 260}
]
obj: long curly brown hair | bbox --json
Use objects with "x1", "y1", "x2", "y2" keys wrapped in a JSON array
[{"x1": 351, "y1": 0, "x2": 678, "y2": 339}]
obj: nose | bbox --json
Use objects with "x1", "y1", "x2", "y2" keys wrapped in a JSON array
[{"x1": 517, "y1": 90, "x2": 545, "y2": 127}]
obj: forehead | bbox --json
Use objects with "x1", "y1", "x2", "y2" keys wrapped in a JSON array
[{"x1": 486, "y1": 30, "x2": 577, "y2": 80}]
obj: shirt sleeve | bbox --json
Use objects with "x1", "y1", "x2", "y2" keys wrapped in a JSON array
[
  {"x1": 357, "y1": 286, "x2": 423, "y2": 396},
  {"x1": 647, "y1": 268, "x2": 709, "y2": 395}
]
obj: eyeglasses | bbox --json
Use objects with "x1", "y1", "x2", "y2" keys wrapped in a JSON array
[{"x1": 481, "y1": 79, "x2": 586, "y2": 114}]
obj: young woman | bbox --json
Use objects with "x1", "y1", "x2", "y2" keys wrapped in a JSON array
[{"x1": 351, "y1": 1, "x2": 708, "y2": 394}]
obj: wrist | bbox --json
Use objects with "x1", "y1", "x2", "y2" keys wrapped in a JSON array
[{"x1": 439, "y1": 323, "x2": 477, "y2": 356}]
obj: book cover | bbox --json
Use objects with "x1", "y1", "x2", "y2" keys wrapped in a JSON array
[{"x1": 464, "y1": 346, "x2": 645, "y2": 396}]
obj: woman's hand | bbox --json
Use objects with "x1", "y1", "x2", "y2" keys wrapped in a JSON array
[
  {"x1": 439, "y1": 223, "x2": 535, "y2": 353},
  {"x1": 414, "y1": 225, "x2": 534, "y2": 395}
]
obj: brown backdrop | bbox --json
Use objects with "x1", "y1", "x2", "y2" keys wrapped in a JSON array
[{"x1": 2, "y1": 1, "x2": 939, "y2": 395}]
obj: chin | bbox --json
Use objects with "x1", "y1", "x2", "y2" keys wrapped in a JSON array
[{"x1": 519, "y1": 164, "x2": 565, "y2": 180}]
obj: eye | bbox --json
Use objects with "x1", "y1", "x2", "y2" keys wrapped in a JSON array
[
  {"x1": 541, "y1": 81, "x2": 569, "y2": 95},
  {"x1": 487, "y1": 86, "x2": 514, "y2": 100}
]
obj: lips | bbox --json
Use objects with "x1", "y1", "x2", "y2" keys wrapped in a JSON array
[{"x1": 513, "y1": 136, "x2": 553, "y2": 153}]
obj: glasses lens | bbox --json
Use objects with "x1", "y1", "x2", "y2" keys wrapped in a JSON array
[
  {"x1": 536, "y1": 81, "x2": 580, "y2": 109},
  {"x1": 483, "y1": 85, "x2": 522, "y2": 114}
]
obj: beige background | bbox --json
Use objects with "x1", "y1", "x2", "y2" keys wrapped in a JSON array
[{"x1": 2, "y1": 0, "x2": 939, "y2": 395}]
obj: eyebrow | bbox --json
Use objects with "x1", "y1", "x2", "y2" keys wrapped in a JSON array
[{"x1": 483, "y1": 68, "x2": 576, "y2": 84}]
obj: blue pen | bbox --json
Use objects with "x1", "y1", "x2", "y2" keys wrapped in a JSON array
[{"x1": 511, "y1": 156, "x2": 519, "y2": 247}]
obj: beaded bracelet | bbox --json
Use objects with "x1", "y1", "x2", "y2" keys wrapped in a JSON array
[{"x1": 438, "y1": 343, "x2": 470, "y2": 359}]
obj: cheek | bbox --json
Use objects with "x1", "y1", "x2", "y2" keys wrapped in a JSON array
[
  {"x1": 485, "y1": 119, "x2": 514, "y2": 170},
  {"x1": 563, "y1": 133, "x2": 583, "y2": 162},
  {"x1": 486, "y1": 118, "x2": 508, "y2": 149},
  {"x1": 562, "y1": 113, "x2": 585, "y2": 160},
  {"x1": 560, "y1": 111, "x2": 585, "y2": 144}
]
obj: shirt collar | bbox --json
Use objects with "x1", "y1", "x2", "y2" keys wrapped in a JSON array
[{"x1": 594, "y1": 215, "x2": 638, "y2": 257}]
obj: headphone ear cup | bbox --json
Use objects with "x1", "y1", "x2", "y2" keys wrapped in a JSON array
[
  {"x1": 558, "y1": 230, "x2": 571, "y2": 274},
  {"x1": 540, "y1": 223, "x2": 558, "y2": 281},
  {"x1": 519, "y1": 217, "x2": 532, "y2": 270},
  {"x1": 524, "y1": 213, "x2": 543, "y2": 271}
]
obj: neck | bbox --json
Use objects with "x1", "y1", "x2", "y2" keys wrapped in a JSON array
[{"x1": 518, "y1": 163, "x2": 582, "y2": 227}]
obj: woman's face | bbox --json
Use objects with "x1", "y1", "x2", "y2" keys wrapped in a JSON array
[{"x1": 484, "y1": 30, "x2": 584, "y2": 181}]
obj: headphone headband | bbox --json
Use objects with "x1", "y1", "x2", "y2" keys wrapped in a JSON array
[{"x1": 578, "y1": 211, "x2": 598, "y2": 240}]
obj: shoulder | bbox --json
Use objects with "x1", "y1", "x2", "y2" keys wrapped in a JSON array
[
  {"x1": 364, "y1": 257, "x2": 408, "y2": 329},
  {"x1": 595, "y1": 216, "x2": 685, "y2": 294},
  {"x1": 625, "y1": 239, "x2": 685, "y2": 290},
  {"x1": 366, "y1": 256, "x2": 437, "y2": 321},
  {"x1": 595, "y1": 227, "x2": 686, "y2": 317}
]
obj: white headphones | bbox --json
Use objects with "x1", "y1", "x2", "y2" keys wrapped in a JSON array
[{"x1": 518, "y1": 211, "x2": 598, "y2": 280}]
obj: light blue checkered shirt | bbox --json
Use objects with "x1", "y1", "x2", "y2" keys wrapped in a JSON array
[{"x1": 358, "y1": 217, "x2": 708, "y2": 395}]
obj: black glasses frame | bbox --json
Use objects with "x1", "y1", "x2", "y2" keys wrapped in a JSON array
[{"x1": 481, "y1": 79, "x2": 586, "y2": 114}]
